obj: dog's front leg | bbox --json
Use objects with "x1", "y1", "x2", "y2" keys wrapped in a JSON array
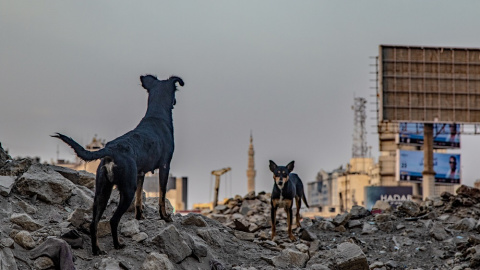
[
  {"x1": 271, "y1": 199, "x2": 278, "y2": 240},
  {"x1": 135, "y1": 173, "x2": 145, "y2": 220},
  {"x1": 285, "y1": 200, "x2": 296, "y2": 241},
  {"x1": 158, "y1": 164, "x2": 173, "y2": 222}
]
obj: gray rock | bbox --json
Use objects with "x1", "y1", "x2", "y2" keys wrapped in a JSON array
[
  {"x1": 0, "y1": 158, "x2": 32, "y2": 177},
  {"x1": 141, "y1": 252, "x2": 174, "y2": 270},
  {"x1": 151, "y1": 225, "x2": 192, "y2": 263},
  {"x1": 333, "y1": 212, "x2": 351, "y2": 226},
  {"x1": 317, "y1": 221, "x2": 335, "y2": 231},
  {"x1": 132, "y1": 232, "x2": 148, "y2": 242},
  {"x1": 99, "y1": 257, "x2": 122, "y2": 270},
  {"x1": 0, "y1": 176, "x2": 15, "y2": 196},
  {"x1": 183, "y1": 233, "x2": 209, "y2": 259},
  {"x1": 68, "y1": 186, "x2": 94, "y2": 210},
  {"x1": 214, "y1": 205, "x2": 228, "y2": 212},
  {"x1": 308, "y1": 264, "x2": 330, "y2": 270},
  {"x1": 350, "y1": 205, "x2": 370, "y2": 219},
  {"x1": 196, "y1": 228, "x2": 223, "y2": 247},
  {"x1": 271, "y1": 248, "x2": 309, "y2": 268},
  {"x1": 34, "y1": 256, "x2": 55, "y2": 270},
  {"x1": 17, "y1": 200, "x2": 37, "y2": 214},
  {"x1": 97, "y1": 220, "x2": 111, "y2": 238},
  {"x1": 348, "y1": 220, "x2": 362, "y2": 228},
  {"x1": 375, "y1": 214, "x2": 392, "y2": 223},
  {"x1": 361, "y1": 222, "x2": 378, "y2": 235},
  {"x1": 67, "y1": 208, "x2": 89, "y2": 229},
  {"x1": 234, "y1": 231, "x2": 255, "y2": 241},
  {"x1": 370, "y1": 261, "x2": 384, "y2": 269},
  {"x1": 0, "y1": 238, "x2": 14, "y2": 248},
  {"x1": 15, "y1": 164, "x2": 76, "y2": 204},
  {"x1": 14, "y1": 230, "x2": 36, "y2": 249},
  {"x1": 10, "y1": 213, "x2": 43, "y2": 231},
  {"x1": 334, "y1": 242, "x2": 369, "y2": 270},
  {"x1": 449, "y1": 218, "x2": 476, "y2": 232},
  {"x1": 398, "y1": 200, "x2": 421, "y2": 217},
  {"x1": 182, "y1": 213, "x2": 208, "y2": 227},
  {"x1": 0, "y1": 143, "x2": 12, "y2": 166},
  {"x1": 77, "y1": 170, "x2": 95, "y2": 189},
  {"x1": 234, "y1": 218, "x2": 251, "y2": 232},
  {"x1": 300, "y1": 229, "x2": 317, "y2": 241},
  {"x1": 309, "y1": 239, "x2": 321, "y2": 255},
  {"x1": 210, "y1": 214, "x2": 228, "y2": 223},
  {"x1": 377, "y1": 221, "x2": 394, "y2": 232},
  {"x1": 0, "y1": 247, "x2": 18, "y2": 270},
  {"x1": 430, "y1": 222, "x2": 449, "y2": 241},
  {"x1": 296, "y1": 243, "x2": 309, "y2": 253},
  {"x1": 121, "y1": 219, "x2": 140, "y2": 237}
]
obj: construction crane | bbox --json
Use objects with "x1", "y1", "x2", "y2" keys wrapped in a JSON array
[{"x1": 211, "y1": 167, "x2": 231, "y2": 208}]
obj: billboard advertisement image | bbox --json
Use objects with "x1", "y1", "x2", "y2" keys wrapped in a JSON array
[
  {"x1": 398, "y1": 123, "x2": 460, "y2": 148},
  {"x1": 365, "y1": 186, "x2": 413, "y2": 210},
  {"x1": 397, "y1": 150, "x2": 461, "y2": 184}
]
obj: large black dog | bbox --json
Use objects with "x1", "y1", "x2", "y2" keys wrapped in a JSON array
[
  {"x1": 53, "y1": 75, "x2": 184, "y2": 255},
  {"x1": 269, "y1": 160, "x2": 309, "y2": 241}
]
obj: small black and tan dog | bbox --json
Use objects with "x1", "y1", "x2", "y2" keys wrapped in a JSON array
[{"x1": 269, "y1": 160, "x2": 309, "y2": 241}]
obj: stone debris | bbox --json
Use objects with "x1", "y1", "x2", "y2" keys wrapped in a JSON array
[{"x1": 3, "y1": 145, "x2": 480, "y2": 269}]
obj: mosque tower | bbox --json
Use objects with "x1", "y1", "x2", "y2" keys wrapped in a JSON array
[{"x1": 246, "y1": 133, "x2": 256, "y2": 193}]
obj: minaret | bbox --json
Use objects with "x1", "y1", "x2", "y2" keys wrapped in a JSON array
[{"x1": 246, "y1": 132, "x2": 256, "y2": 193}]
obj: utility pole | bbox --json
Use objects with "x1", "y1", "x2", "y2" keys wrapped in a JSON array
[{"x1": 212, "y1": 167, "x2": 231, "y2": 208}]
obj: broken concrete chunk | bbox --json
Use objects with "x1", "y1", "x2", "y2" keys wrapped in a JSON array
[
  {"x1": 0, "y1": 176, "x2": 15, "y2": 196},
  {"x1": 15, "y1": 164, "x2": 76, "y2": 204},
  {"x1": 141, "y1": 252, "x2": 174, "y2": 270},
  {"x1": 334, "y1": 242, "x2": 368, "y2": 270}
]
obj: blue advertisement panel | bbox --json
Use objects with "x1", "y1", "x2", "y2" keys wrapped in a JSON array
[
  {"x1": 365, "y1": 186, "x2": 413, "y2": 210},
  {"x1": 397, "y1": 150, "x2": 461, "y2": 184},
  {"x1": 398, "y1": 123, "x2": 460, "y2": 148}
]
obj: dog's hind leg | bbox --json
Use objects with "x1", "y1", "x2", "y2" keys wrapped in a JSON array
[
  {"x1": 135, "y1": 172, "x2": 145, "y2": 220},
  {"x1": 295, "y1": 195, "x2": 302, "y2": 227},
  {"x1": 158, "y1": 164, "x2": 173, "y2": 222},
  {"x1": 90, "y1": 164, "x2": 114, "y2": 255},
  {"x1": 110, "y1": 159, "x2": 136, "y2": 250}
]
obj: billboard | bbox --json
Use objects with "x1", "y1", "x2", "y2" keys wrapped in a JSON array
[
  {"x1": 365, "y1": 186, "x2": 413, "y2": 210},
  {"x1": 398, "y1": 123, "x2": 460, "y2": 148},
  {"x1": 397, "y1": 150, "x2": 461, "y2": 184},
  {"x1": 379, "y1": 45, "x2": 480, "y2": 124}
]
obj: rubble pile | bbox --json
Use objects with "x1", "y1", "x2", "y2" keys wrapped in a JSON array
[{"x1": 2, "y1": 143, "x2": 480, "y2": 269}]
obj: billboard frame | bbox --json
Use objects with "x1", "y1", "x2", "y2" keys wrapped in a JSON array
[{"x1": 379, "y1": 45, "x2": 480, "y2": 124}]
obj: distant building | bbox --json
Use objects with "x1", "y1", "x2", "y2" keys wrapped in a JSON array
[
  {"x1": 307, "y1": 157, "x2": 374, "y2": 217},
  {"x1": 307, "y1": 166, "x2": 344, "y2": 215},
  {"x1": 143, "y1": 175, "x2": 188, "y2": 211}
]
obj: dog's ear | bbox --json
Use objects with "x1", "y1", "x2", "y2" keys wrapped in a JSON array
[
  {"x1": 286, "y1": 161, "x2": 295, "y2": 173},
  {"x1": 269, "y1": 160, "x2": 277, "y2": 172},
  {"x1": 140, "y1": 75, "x2": 157, "y2": 91}
]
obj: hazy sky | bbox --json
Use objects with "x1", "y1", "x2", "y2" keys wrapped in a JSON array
[{"x1": 2, "y1": 1, "x2": 480, "y2": 209}]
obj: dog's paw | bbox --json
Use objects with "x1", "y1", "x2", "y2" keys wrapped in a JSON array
[
  {"x1": 163, "y1": 214, "x2": 173, "y2": 223},
  {"x1": 92, "y1": 247, "x2": 106, "y2": 256},
  {"x1": 135, "y1": 211, "x2": 145, "y2": 220},
  {"x1": 288, "y1": 235, "x2": 297, "y2": 242},
  {"x1": 114, "y1": 239, "x2": 126, "y2": 250}
]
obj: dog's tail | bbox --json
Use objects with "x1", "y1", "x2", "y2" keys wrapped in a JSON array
[
  {"x1": 302, "y1": 193, "x2": 309, "y2": 208},
  {"x1": 51, "y1": 133, "x2": 110, "y2": 161}
]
